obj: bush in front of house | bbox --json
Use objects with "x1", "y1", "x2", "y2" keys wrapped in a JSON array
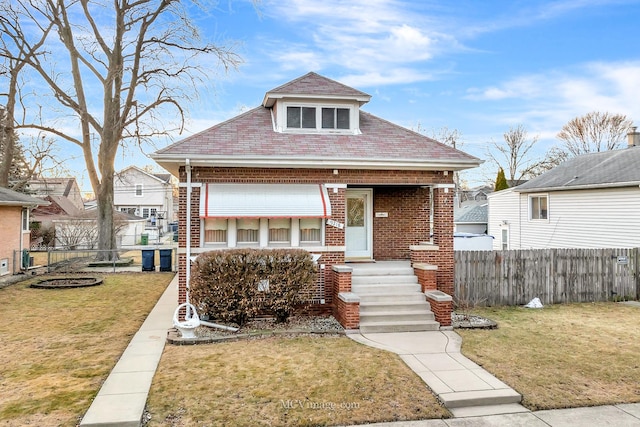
[{"x1": 190, "y1": 248, "x2": 316, "y2": 326}]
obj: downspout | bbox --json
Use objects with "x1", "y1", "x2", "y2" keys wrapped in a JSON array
[
  {"x1": 19, "y1": 208, "x2": 24, "y2": 270},
  {"x1": 185, "y1": 159, "x2": 192, "y2": 305}
]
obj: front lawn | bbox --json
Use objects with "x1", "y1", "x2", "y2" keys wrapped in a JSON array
[
  {"x1": 146, "y1": 336, "x2": 450, "y2": 426},
  {"x1": 0, "y1": 272, "x2": 173, "y2": 426},
  {"x1": 458, "y1": 302, "x2": 640, "y2": 410}
]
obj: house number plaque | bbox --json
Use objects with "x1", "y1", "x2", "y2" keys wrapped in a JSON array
[{"x1": 327, "y1": 219, "x2": 344, "y2": 229}]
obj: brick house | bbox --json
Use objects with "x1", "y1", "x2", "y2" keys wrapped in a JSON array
[
  {"x1": 152, "y1": 72, "x2": 481, "y2": 331},
  {"x1": 0, "y1": 186, "x2": 48, "y2": 275}
]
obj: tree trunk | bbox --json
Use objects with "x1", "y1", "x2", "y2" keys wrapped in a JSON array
[{"x1": 96, "y1": 165, "x2": 117, "y2": 261}]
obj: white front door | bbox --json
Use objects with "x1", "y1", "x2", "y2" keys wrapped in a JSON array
[{"x1": 345, "y1": 189, "x2": 373, "y2": 259}]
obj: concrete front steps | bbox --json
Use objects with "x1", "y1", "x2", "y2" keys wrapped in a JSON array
[{"x1": 351, "y1": 262, "x2": 440, "y2": 333}]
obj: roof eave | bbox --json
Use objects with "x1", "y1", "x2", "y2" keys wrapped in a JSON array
[
  {"x1": 151, "y1": 154, "x2": 482, "y2": 176},
  {"x1": 515, "y1": 181, "x2": 640, "y2": 193},
  {"x1": 262, "y1": 92, "x2": 372, "y2": 108}
]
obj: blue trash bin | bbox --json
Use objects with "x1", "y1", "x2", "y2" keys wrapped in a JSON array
[
  {"x1": 159, "y1": 249, "x2": 172, "y2": 272},
  {"x1": 142, "y1": 249, "x2": 155, "y2": 272}
]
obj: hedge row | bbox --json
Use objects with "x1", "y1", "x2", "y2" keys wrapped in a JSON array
[{"x1": 190, "y1": 248, "x2": 316, "y2": 325}]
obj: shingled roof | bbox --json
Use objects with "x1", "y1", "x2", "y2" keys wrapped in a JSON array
[
  {"x1": 152, "y1": 72, "x2": 481, "y2": 175},
  {"x1": 515, "y1": 145, "x2": 640, "y2": 193},
  {"x1": 0, "y1": 186, "x2": 48, "y2": 207},
  {"x1": 262, "y1": 72, "x2": 371, "y2": 107}
]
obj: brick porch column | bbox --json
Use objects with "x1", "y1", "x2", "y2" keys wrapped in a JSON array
[
  {"x1": 331, "y1": 265, "x2": 360, "y2": 330},
  {"x1": 413, "y1": 263, "x2": 438, "y2": 292},
  {"x1": 426, "y1": 290, "x2": 453, "y2": 328}
]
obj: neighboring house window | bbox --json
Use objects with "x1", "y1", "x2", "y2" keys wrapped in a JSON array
[
  {"x1": 142, "y1": 208, "x2": 150, "y2": 219},
  {"x1": 135, "y1": 184, "x2": 143, "y2": 197},
  {"x1": 529, "y1": 195, "x2": 548, "y2": 220},
  {"x1": 287, "y1": 107, "x2": 316, "y2": 129},
  {"x1": 22, "y1": 209, "x2": 29, "y2": 231},
  {"x1": 300, "y1": 218, "x2": 322, "y2": 244},
  {"x1": 204, "y1": 219, "x2": 228, "y2": 244},
  {"x1": 501, "y1": 228, "x2": 509, "y2": 250},
  {"x1": 322, "y1": 108, "x2": 350, "y2": 129},
  {"x1": 237, "y1": 219, "x2": 259, "y2": 244},
  {"x1": 268, "y1": 219, "x2": 290, "y2": 244}
]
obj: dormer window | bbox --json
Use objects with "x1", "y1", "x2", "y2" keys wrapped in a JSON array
[
  {"x1": 283, "y1": 104, "x2": 355, "y2": 133},
  {"x1": 287, "y1": 107, "x2": 316, "y2": 129},
  {"x1": 322, "y1": 108, "x2": 350, "y2": 129}
]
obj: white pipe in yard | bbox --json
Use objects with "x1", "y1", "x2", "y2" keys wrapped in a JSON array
[{"x1": 200, "y1": 320, "x2": 239, "y2": 332}]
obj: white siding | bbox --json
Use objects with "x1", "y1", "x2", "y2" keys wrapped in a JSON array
[
  {"x1": 487, "y1": 189, "x2": 521, "y2": 250},
  {"x1": 456, "y1": 223, "x2": 486, "y2": 234},
  {"x1": 519, "y1": 187, "x2": 640, "y2": 249},
  {"x1": 114, "y1": 167, "x2": 174, "y2": 231}
]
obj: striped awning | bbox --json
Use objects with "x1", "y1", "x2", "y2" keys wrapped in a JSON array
[{"x1": 200, "y1": 184, "x2": 331, "y2": 218}]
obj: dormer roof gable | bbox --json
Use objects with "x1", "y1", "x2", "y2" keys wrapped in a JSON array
[{"x1": 262, "y1": 72, "x2": 371, "y2": 107}]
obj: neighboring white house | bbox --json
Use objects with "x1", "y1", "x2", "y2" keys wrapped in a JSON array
[
  {"x1": 113, "y1": 166, "x2": 175, "y2": 233},
  {"x1": 488, "y1": 129, "x2": 640, "y2": 250},
  {"x1": 454, "y1": 200, "x2": 488, "y2": 234}
]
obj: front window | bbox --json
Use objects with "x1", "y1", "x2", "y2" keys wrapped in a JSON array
[
  {"x1": 142, "y1": 208, "x2": 150, "y2": 219},
  {"x1": 530, "y1": 195, "x2": 548, "y2": 220},
  {"x1": 300, "y1": 218, "x2": 322, "y2": 244},
  {"x1": 237, "y1": 219, "x2": 259, "y2": 244},
  {"x1": 204, "y1": 219, "x2": 228, "y2": 244},
  {"x1": 268, "y1": 219, "x2": 291, "y2": 244},
  {"x1": 135, "y1": 184, "x2": 143, "y2": 197}
]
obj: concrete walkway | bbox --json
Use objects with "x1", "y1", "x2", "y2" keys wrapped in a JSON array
[
  {"x1": 348, "y1": 331, "x2": 525, "y2": 417},
  {"x1": 351, "y1": 403, "x2": 640, "y2": 426},
  {"x1": 79, "y1": 274, "x2": 177, "y2": 427}
]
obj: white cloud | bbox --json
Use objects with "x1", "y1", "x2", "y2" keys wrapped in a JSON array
[
  {"x1": 263, "y1": 0, "x2": 461, "y2": 85},
  {"x1": 466, "y1": 60, "x2": 640, "y2": 122}
]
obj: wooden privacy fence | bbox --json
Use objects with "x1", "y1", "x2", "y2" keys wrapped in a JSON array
[{"x1": 455, "y1": 248, "x2": 640, "y2": 306}]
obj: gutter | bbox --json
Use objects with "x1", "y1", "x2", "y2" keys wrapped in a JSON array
[{"x1": 514, "y1": 180, "x2": 640, "y2": 193}]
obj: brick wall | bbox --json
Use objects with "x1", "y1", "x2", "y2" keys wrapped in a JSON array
[
  {"x1": 433, "y1": 188, "x2": 454, "y2": 296},
  {"x1": 0, "y1": 207, "x2": 24, "y2": 274},
  {"x1": 176, "y1": 166, "x2": 456, "y2": 312},
  {"x1": 374, "y1": 187, "x2": 429, "y2": 260}
]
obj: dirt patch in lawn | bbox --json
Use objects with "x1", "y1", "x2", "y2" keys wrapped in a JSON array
[{"x1": 30, "y1": 275, "x2": 103, "y2": 289}]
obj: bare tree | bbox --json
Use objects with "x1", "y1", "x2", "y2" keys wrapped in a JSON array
[
  {"x1": 557, "y1": 111, "x2": 632, "y2": 156},
  {"x1": 525, "y1": 146, "x2": 570, "y2": 178},
  {"x1": 0, "y1": 14, "x2": 52, "y2": 188},
  {"x1": 486, "y1": 124, "x2": 539, "y2": 182},
  {"x1": 0, "y1": 0, "x2": 242, "y2": 260}
]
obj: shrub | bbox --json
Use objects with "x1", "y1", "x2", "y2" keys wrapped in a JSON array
[{"x1": 190, "y1": 248, "x2": 316, "y2": 326}]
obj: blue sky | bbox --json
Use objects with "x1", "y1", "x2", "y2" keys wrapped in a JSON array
[{"x1": 104, "y1": 0, "x2": 640, "y2": 190}]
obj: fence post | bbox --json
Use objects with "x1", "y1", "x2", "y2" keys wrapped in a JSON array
[{"x1": 635, "y1": 247, "x2": 640, "y2": 301}]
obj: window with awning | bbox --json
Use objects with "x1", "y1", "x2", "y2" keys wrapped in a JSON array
[{"x1": 199, "y1": 184, "x2": 332, "y2": 219}]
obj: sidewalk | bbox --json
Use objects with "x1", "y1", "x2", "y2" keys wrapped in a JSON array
[
  {"x1": 79, "y1": 274, "x2": 177, "y2": 427},
  {"x1": 349, "y1": 331, "x2": 523, "y2": 416},
  {"x1": 352, "y1": 403, "x2": 640, "y2": 426},
  {"x1": 79, "y1": 277, "x2": 640, "y2": 426}
]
